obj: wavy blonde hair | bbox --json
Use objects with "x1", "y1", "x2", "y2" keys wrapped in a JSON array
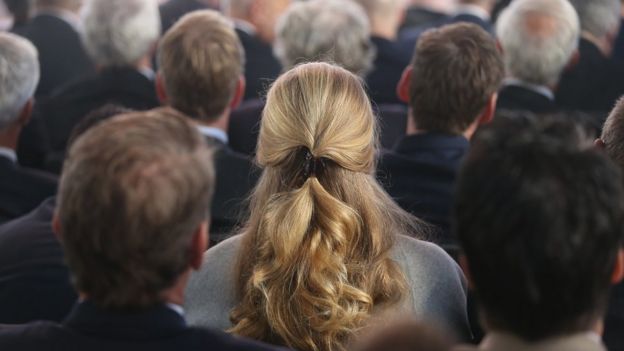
[{"x1": 229, "y1": 63, "x2": 418, "y2": 351}]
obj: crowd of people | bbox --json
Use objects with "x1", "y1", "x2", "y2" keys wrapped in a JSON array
[{"x1": 0, "y1": 0, "x2": 623, "y2": 350}]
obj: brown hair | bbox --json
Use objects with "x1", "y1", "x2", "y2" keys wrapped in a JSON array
[
  {"x1": 601, "y1": 96, "x2": 624, "y2": 173},
  {"x1": 229, "y1": 63, "x2": 421, "y2": 351},
  {"x1": 409, "y1": 23, "x2": 504, "y2": 134},
  {"x1": 158, "y1": 10, "x2": 244, "y2": 121},
  {"x1": 58, "y1": 108, "x2": 214, "y2": 310}
]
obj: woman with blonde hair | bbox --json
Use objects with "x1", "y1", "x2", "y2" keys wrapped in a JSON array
[{"x1": 185, "y1": 62, "x2": 470, "y2": 351}]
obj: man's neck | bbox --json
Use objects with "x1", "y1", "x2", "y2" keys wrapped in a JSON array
[
  {"x1": 0, "y1": 126, "x2": 20, "y2": 151},
  {"x1": 406, "y1": 109, "x2": 474, "y2": 139},
  {"x1": 371, "y1": 19, "x2": 400, "y2": 40}
]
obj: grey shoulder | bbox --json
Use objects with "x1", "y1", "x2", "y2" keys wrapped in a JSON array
[{"x1": 392, "y1": 235, "x2": 461, "y2": 273}]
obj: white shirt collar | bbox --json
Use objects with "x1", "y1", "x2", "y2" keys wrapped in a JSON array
[
  {"x1": 0, "y1": 147, "x2": 17, "y2": 163},
  {"x1": 455, "y1": 4, "x2": 491, "y2": 21},
  {"x1": 233, "y1": 19, "x2": 256, "y2": 36},
  {"x1": 503, "y1": 77, "x2": 555, "y2": 101},
  {"x1": 197, "y1": 125, "x2": 229, "y2": 145},
  {"x1": 166, "y1": 303, "x2": 185, "y2": 317},
  {"x1": 138, "y1": 67, "x2": 156, "y2": 81}
]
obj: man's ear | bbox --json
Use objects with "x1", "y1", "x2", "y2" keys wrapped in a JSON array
[
  {"x1": 155, "y1": 73, "x2": 168, "y2": 106},
  {"x1": 477, "y1": 93, "x2": 498, "y2": 126},
  {"x1": 611, "y1": 249, "x2": 624, "y2": 284},
  {"x1": 52, "y1": 212, "x2": 62, "y2": 241},
  {"x1": 190, "y1": 220, "x2": 209, "y2": 270},
  {"x1": 397, "y1": 66, "x2": 413, "y2": 104},
  {"x1": 459, "y1": 254, "x2": 475, "y2": 290},
  {"x1": 595, "y1": 138, "x2": 606, "y2": 150},
  {"x1": 229, "y1": 76, "x2": 246, "y2": 111},
  {"x1": 16, "y1": 99, "x2": 34, "y2": 127},
  {"x1": 564, "y1": 49, "x2": 581, "y2": 72}
]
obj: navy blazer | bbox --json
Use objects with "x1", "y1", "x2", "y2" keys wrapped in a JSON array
[
  {"x1": 0, "y1": 198, "x2": 76, "y2": 324},
  {"x1": 236, "y1": 28, "x2": 282, "y2": 101},
  {"x1": 497, "y1": 84, "x2": 559, "y2": 115},
  {"x1": 0, "y1": 156, "x2": 57, "y2": 224},
  {"x1": 377, "y1": 133, "x2": 469, "y2": 247},
  {"x1": 365, "y1": 36, "x2": 411, "y2": 106},
  {"x1": 0, "y1": 301, "x2": 284, "y2": 351},
  {"x1": 160, "y1": 0, "x2": 211, "y2": 34}
]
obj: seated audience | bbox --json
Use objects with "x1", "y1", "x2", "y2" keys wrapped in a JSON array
[
  {"x1": 185, "y1": 63, "x2": 471, "y2": 349},
  {"x1": 0, "y1": 105, "x2": 129, "y2": 325},
  {"x1": 496, "y1": 0, "x2": 579, "y2": 115},
  {"x1": 36, "y1": 0, "x2": 161, "y2": 166},
  {"x1": 5, "y1": 0, "x2": 34, "y2": 31},
  {"x1": 400, "y1": 0, "x2": 454, "y2": 31},
  {"x1": 596, "y1": 97, "x2": 624, "y2": 351},
  {"x1": 454, "y1": 116, "x2": 624, "y2": 351},
  {"x1": 378, "y1": 23, "x2": 503, "y2": 248},
  {"x1": 357, "y1": 0, "x2": 412, "y2": 106},
  {"x1": 355, "y1": 319, "x2": 452, "y2": 351},
  {"x1": 0, "y1": 109, "x2": 282, "y2": 351},
  {"x1": 157, "y1": 10, "x2": 258, "y2": 242},
  {"x1": 222, "y1": 0, "x2": 289, "y2": 100},
  {"x1": 0, "y1": 32, "x2": 56, "y2": 225},
  {"x1": 13, "y1": 0, "x2": 93, "y2": 98},
  {"x1": 556, "y1": 0, "x2": 624, "y2": 116},
  {"x1": 159, "y1": 0, "x2": 214, "y2": 34}
]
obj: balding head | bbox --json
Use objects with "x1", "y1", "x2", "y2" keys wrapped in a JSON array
[{"x1": 496, "y1": 0, "x2": 580, "y2": 86}]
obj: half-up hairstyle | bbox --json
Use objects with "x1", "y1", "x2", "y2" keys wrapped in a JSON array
[{"x1": 229, "y1": 62, "x2": 418, "y2": 351}]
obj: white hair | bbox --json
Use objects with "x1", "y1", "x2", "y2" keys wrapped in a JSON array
[
  {"x1": 496, "y1": 0, "x2": 580, "y2": 86},
  {"x1": 568, "y1": 0, "x2": 621, "y2": 39},
  {"x1": 0, "y1": 33, "x2": 39, "y2": 129},
  {"x1": 81, "y1": 0, "x2": 161, "y2": 67},
  {"x1": 274, "y1": 0, "x2": 375, "y2": 76}
]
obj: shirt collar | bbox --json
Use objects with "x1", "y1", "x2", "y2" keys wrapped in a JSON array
[
  {"x1": 138, "y1": 67, "x2": 156, "y2": 81},
  {"x1": 0, "y1": 146, "x2": 17, "y2": 163},
  {"x1": 234, "y1": 20, "x2": 256, "y2": 36},
  {"x1": 197, "y1": 125, "x2": 229, "y2": 145},
  {"x1": 165, "y1": 303, "x2": 185, "y2": 317},
  {"x1": 503, "y1": 78, "x2": 555, "y2": 101},
  {"x1": 455, "y1": 4, "x2": 491, "y2": 21}
]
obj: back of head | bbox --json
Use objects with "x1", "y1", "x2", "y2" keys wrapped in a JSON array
[
  {"x1": 355, "y1": 319, "x2": 452, "y2": 351},
  {"x1": 409, "y1": 23, "x2": 503, "y2": 134},
  {"x1": 58, "y1": 108, "x2": 214, "y2": 310},
  {"x1": 568, "y1": 0, "x2": 620, "y2": 39},
  {"x1": 496, "y1": 0, "x2": 580, "y2": 86},
  {"x1": 35, "y1": 0, "x2": 82, "y2": 11},
  {"x1": 0, "y1": 32, "x2": 39, "y2": 129},
  {"x1": 158, "y1": 10, "x2": 243, "y2": 122},
  {"x1": 601, "y1": 97, "x2": 624, "y2": 174},
  {"x1": 231, "y1": 63, "x2": 415, "y2": 351},
  {"x1": 455, "y1": 115, "x2": 624, "y2": 340},
  {"x1": 81, "y1": 0, "x2": 160, "y2": 67},
  {"x1": 274, "y1": 0, "x2": 374, "y2": 76}
]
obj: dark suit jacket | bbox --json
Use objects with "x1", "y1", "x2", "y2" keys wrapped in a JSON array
[
  {"x1": 205, "y1": 136, "x2": 259, "y2": 242},
  {"x1": 377, "y1": 133, "x2": 469, "y2": 247},
  {"x1": 0, "y1": 198, "x2": 76, "y2": 324},
  {"x1": 497, "y1": 84, "x2": 559, "y2": 115},
  {"x1": 605, "y1": 282, "x2": 624, "y2": 351},
  {"x1": 0, "y1": 155, "x2": 57, "y2": 224},
  {"x1": 34, "y1": 67, "x2": 160, "y2": 165},
  {"x1": 160, "y1": 0, "x2": 211, "y2": 34},
  {"x1": 236, "y1": 27, "x2": 282, "y2": 101},
  {"x1": 14, "y1": 14, "x2": 94, "y2": 98},
  {"x1": 365, "y1": 37, "x2": 411, "y2": 106},
  {"x1": 0, "y1": 301, "x2": 284, "y2": 351},
  {"x1": 400, "y1": 6, "x2": 448, "y2": 32},
  {"x1": 556, "y1": 38, "x2": 624, "y2": 115}
]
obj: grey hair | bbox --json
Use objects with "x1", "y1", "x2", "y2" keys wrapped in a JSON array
[
  {"x1": 496, "y1": 0, "x2": 580, "y2": 86},
  {"x1": 81, "y1": 0, "x2": 161, "y2": 67},
  {"x1": 0, "y1": 33, "x2": 39, "y2": 129},
  {"x1": 568, "y1": 0, "x2": 621, "y2": 39},
  {"x1": 274, "y1": 0, "x2": 375, "y2": 76}
]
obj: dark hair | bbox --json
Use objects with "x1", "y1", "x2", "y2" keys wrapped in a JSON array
[
  {"x1": 355, "y1": 319, "x2": 452, "y2": 351},
  {"x1": 408, "y1": 23, "x2": 504, "y2": 134},
  {"x1": 455, "y1": 114, "x2": 624, "y2": 340},
  {"x1": 59, "y1": 108, "x2": 215, "y2": 310}
]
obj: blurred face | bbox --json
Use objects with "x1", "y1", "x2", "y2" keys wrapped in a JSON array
[{"x1": 250, "y1": 0, "x2": 291, "y2": 43}]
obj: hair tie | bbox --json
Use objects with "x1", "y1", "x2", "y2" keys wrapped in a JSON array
[{"x1": 301, "y1": 147, "x2": 327, "y2": 179}]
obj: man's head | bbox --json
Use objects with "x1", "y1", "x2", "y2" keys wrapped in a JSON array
[
  {"x1": 355, "y1": 0, "x2": 406, "y2": 39},
  {"x1": 157, "y1": 10, "x2": 244, "y2": 123},
  {"x1": 398, "y1": 23, "x2": 503, "y2": 136},
  {"x1": 599, "y1": 97, "x2": 624, "y2": 174},
  {"x1": 568, "y1": 0, "x2": 621, "y2": 55},
  {"x1": 274, "y1": 0, "x2": 374, "y2": 77},
  {"x1": 0, "y1": 32, "x2": 39, "y2": 132},
  {"x1": 221, "y1": 0, "x2": 290, "y2": 43},
  {"x1": 56, "y1": 108, "x2": 215, "y2": 310},
  {"x1": 456, "y1": 115, "x2": 624, "y2": 340},
  {"x1": 496, "y1": 0, "x2": 580, "y2": 87},
  {"x1": 81, "y1": 0, "x2": 161, "y2": 68},
  {"x1": 35, "y1": 0, "x2": 82, "y2": 12}
]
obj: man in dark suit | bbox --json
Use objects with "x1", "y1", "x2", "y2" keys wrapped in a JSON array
[
  {"x1": 454, "y1": 115, "x2": 624, "y2": 351},
  {"x1": 157, "y1": 10, "x2": 258, "y2": 242},
  {"x1": 159, "y1": 0, "x2": 214, "y2": 33},
  {"x1": 13, "y1": 0, "x2": 94, "y2": 97},
  {"x1": 496, "y1": 0, "x2": 580, "y2": 115},
  {"x1": 33, "y1": 0, "x2": 161, "y2": 170},
  {"x1": 223, "y1": 0, "x2": 289, "y2": 100},
  {"x1": 556, "y1": 0, "x2": 624, "y2": 116},
  {"x1": 0, "y1": 109, "x2": 282, "y2": 351},
  {"x1": 378, "y1": 23, "x2": 503, "y2": 248},
  {"x1": 0, "y1": 33, "x2": 57, "y2": 224},
  {"x1": 400, "y1": 0, "x2": 453, "y2": 31}
]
